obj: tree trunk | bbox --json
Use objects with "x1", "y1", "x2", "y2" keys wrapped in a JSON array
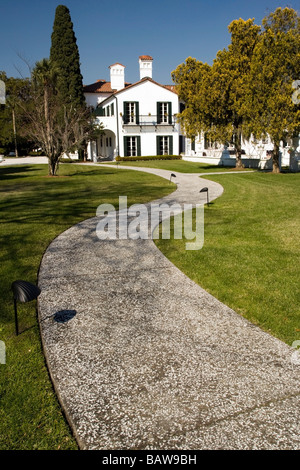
[
  {"x1": 48, "y1": 157, "x2": 59, "y2": 176},
  {"x1": 12, "y1": 108, "x2": 19, "y2": 158},
  {"x1": 235, "y1": 148, "x2": 243, "y2": 168},
  {"x1": 44, "y1": 85, "x2": 53, "y2": 175},
  {"x1": 272, "y1": 143, "x2": 280, "y2": 173},
  {"x1": 234, "y1": 127, "x2": 243, "y2": 168}
]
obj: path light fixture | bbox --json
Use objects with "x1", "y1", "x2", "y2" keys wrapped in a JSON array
[
  {"x1": 170, "y1": 173, "x2": 176, "y2": 183},
  {"x1": 11, "y1": 280, "x2": 41, "y2": 336},
  {"x1": 200, "y1": 187, "x2": 209, "y2": 206}
]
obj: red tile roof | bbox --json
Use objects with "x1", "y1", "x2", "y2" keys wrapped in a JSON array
[
  {"x1": 83, "y1": 77, "x2": 178, "y2": 96},
  {"x1": 139, "y1": 55, "x2": 153, "y2": 60},
  {"x1": 83, "y1": 80, "x2": 131, "y2": 93},
  {"x1": 163, "y1": 84, "x2": 178, "y2": 93},
  {"x1": 112, "y1": 77, "x2": 178, "y2": 95},
  {"x1": 109, "y1": 63, "x2": 126, "y2": 68}
]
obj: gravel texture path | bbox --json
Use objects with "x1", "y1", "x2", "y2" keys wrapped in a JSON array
[{"x1": 36, "y1": 163, "x2": 300, "y2": 450}]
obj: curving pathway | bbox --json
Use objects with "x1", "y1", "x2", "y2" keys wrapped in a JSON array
[{"x1": 37, "y1": 164, "x2": 300, "y2": 450}]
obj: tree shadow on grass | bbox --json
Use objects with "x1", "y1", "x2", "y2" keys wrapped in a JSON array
[
  {"x1": 0, "y1": 165, "x2": 39, "y2": 180},
  {"x1": 67, "y1": 168, "x2": 118, "y2": 177}
]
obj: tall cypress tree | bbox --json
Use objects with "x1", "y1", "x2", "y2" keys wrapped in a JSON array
[{"x1": 50, "y1": 5, "x2": 85, "y2": 107}]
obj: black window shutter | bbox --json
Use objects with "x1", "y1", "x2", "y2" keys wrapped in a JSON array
[
  {"x1": 168, "y1": 102, "x2": 172, "y2": 124},
  {"x1": 157, "y1": 102, "x2": 161, "y2": 124},
  {"x1": 135, "y1": 102, "x2": 139, "y2": 124},
  {"x1": 169, "y1": 136, "x2": 173, "y2": 155},
  {"x1": 123, "y1": 102, "x2": 128, "y2": 124},
  {"x1": 137, "y1": 136, "x2": 141, "y2": 156},
  {"x1": 124, "y1": 136, "x2": 128, "y2": 157},
  {"x1": 156, "y1": 136, "x2": 161, "y2": 155},
  {"x1": 179, "y1": 135, "x2": 185, "y2": 154},
  {"x1": 111, "y1": 103, "x2": 114, "y2": 116}
]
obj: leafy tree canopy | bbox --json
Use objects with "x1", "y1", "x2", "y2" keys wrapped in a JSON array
[
  {"x1": 0, "y1": 73, "x2": 31, "y2": 155},
  {"x1": 173, "y1": 18, "x2": 261, "y2": 167},
  {"x1": 172, "y1": 7, "x2": 300, "y2": 172},
  {"x1": 247, "y1": 7, "x2": 300, "y2": 171}
]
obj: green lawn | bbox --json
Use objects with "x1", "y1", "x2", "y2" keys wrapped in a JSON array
[
  {"x1": 99, "y1": 159, "x2": 253, "y2": 173},
  {"x1": 155, "y1": 172, "x2": 300, "y2": 346},
  {"x1": 1, "y1": 162, "x2": 299, "y2": 450},
  {"x1": 0, "y1": 163, "x2": 175, "y2": 450}
]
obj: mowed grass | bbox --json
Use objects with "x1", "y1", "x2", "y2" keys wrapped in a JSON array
[
  {"x1": 100, "y1": 159, "x2": 253, "y2": 173},
  {"x1": 0, "y1": 163, "x2": 175, "y2": 450},
  {"x1": 155, "y1": 172, "x2": 300, "y2": 346}
]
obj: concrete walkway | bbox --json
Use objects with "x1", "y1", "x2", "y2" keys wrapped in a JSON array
[
  {"x1": 36, "y1": 163, "x2": 300, "y2": 450},
  {"x1": 0, "y1": 156, "x2": 49, "y2": 165}
]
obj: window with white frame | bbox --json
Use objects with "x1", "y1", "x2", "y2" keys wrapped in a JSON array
[
  {"x1": 157, "y1": 102, "x2": 172, "y2": 124},
  {"x1": 161, "y1": 136, "x2": 169, "y2": 154},
  {"x1": 157, "y1": 136, "x2": 173, "y2": 155},
  {"x1": 124, "y1": 136, "x2": 141, "y2": 157},
  {"x1": 128, "y1": 103, "x2": 135, "y2": 123},
  {"x1": 129, "y1": 136, "x2": 136, "y2": 155},
  {"x1": 124, "y1": 102, "x2": 139, "y2": 124},
  {"x1": 160, "y1": 103, "x2": 168, "y2": 123}
]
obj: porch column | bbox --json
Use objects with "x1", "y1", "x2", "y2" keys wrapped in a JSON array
[{"x1": 87, "y1": 141, "x2": 93, "y2": 161}]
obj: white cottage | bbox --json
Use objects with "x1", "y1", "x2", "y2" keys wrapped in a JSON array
[
  {"x1": 183, "y1": 132, "x2": 300, "y2": 170},
  {"x1": 83, "y1": 55, "x2": 300, "y2": 170},
  {"x1": 83, "y1": 56, "x2": 182, "y2": 161}
]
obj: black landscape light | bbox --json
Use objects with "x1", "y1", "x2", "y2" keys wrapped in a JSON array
[
  {"x1": 170, "y1": 173, "x2": 176, "y2": 183},
  {"x1": 200, "y1": 187, "x2": 209, "y2": 205},
  {"x1": 11, "y1": 280, "x2": 41, "y2": 336}
]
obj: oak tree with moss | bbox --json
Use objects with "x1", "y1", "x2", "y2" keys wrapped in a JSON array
[
  {"x1": 208, "y1": 18, "x2": 261, "y2": 168},
  {"x1": 172, "y1": 19, "x2": 261, "y2": 168},
  {"x1": 171, "y1": 57, "x2": 211, "y2": 139},
  {"x1": 247, "y1": 7, "x2": 300, "y2": 172}
]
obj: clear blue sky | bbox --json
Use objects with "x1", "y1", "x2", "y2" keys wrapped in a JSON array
[{"x1": 0, "y1": 0, "x2": 299, "y2": 85}]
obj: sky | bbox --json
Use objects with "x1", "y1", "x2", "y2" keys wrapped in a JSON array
[{"x1": 0, "y1": 0, "x2": 299, "y2": 86}]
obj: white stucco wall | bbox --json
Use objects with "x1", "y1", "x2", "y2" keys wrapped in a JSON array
[
  {"x1": 89, "y1": 79, "x2": 180, "y2": 159},
  {"x1": 109, "y1": 64, "x2": 125, "y2": 91},
  {"x1": 117, "y1": 80, "x2": 179, "y2": 157},
  {"x1": 183, "y1": 132, "x2": 300, "y2": 169},
  {"x1": 85, "y1": 92, "x2": 112, "y2": 109}
]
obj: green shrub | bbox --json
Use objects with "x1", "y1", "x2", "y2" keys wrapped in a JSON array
[
  {"x1": 28, "y1": 151, "x2": 46, "y2": 156},
  {"x1": 115, "y1": 155, "x2": 182, "y2": 162}
]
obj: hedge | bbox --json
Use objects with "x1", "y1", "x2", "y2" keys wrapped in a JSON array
[
  {"x1": 115, "y1": 155, "x2": 182, "y2": 162},
  {"x1": 28, "y1": 151, "x2": 46, "y2": 156}
]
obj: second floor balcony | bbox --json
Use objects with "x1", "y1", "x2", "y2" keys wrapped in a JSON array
[{"x1": 122, "y1": 114, "x2": 176, "y2": 129}]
